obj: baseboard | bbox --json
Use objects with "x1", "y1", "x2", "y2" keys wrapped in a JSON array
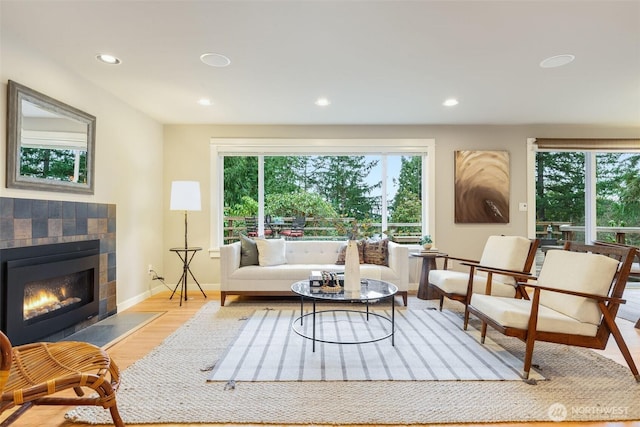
[{"x1": 118, "y1": 283, "x2": 221, "y2": 312}]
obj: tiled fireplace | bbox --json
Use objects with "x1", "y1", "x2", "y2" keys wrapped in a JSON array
[{"x1": 0, "y1": 197, "x2": 116, "y2": 344}]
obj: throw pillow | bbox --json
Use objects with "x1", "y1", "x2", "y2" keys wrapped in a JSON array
[
  {"x1": 363, "y1": 238, "x2": 389, "y2": 266},
  {"x1": 255, "y1": 238, "x2": 288, "y2": 266},
  {"x1": 239, "y1": 234, "x2": 259, "y2": 267},
  {"x1": 335, "y1": 240, "x2": 365, "y2": 265}
]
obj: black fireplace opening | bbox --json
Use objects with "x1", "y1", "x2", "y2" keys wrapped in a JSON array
[{"x1": 1, "y1": 240, "x2": 100, "y2": 345}]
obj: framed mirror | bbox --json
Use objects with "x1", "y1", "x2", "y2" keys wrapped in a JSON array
[{"x1": 6, "y1": 80, "x2": 96, "y2": 194}]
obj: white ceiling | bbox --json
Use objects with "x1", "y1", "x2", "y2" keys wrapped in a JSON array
[{"x1": 2, "y1": 0, "x2": 639, "y2": 126}]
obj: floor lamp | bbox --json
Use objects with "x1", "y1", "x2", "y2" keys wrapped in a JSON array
[{"x1": 169, "y1": 181, "x2": 207, "y2": 305}]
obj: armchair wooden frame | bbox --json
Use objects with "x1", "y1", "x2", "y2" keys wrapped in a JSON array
[
  {"x1": 467, "y1": 241, "x2": 640, "y2": 382},
  {"x1": 0, "y1": 332, "x2": 124, "y2": 426},
  {"x1": 429, "y1": 238, "x2": 540, "y2": 329}
]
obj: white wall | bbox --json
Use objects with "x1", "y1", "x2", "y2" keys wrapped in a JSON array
[
  {"x1": 163, "y1": 124, "x2": 640, "y2": 289},
  {"x1": 0, "y1": 36, "x2": 165, "y2": 310}
]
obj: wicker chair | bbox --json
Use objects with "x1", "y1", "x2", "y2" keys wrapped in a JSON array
[{"x1": 0, "y1": 332, "x2": 124, "y2": 426}]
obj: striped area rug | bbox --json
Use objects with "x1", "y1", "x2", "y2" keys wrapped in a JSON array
[{"x1": 208, "y1": 308, "x2": 543, "y2": 382}]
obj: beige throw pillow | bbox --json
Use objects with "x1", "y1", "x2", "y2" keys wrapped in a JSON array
[{"x1": 255, "y1": 238, "x2": 287, "y2": 266}]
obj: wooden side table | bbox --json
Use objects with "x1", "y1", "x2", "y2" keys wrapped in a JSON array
[{"x1": 411, "y1": 252, "x2": 447, "y2": 300}]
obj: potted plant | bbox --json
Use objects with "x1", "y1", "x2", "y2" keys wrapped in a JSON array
[{"x1": 420, "y1": 235, "x2": 433, "y2": 250}]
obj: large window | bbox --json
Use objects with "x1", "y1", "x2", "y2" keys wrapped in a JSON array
[
  {"x1": 210, "y1": 139, "x2": 435, "y2": 252},
  {"x1": 528, "y1": 138, "x2": 640, "y2": 247}
]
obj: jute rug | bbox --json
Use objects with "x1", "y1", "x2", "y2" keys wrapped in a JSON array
[
  {"x1": 208, "y1": 308, "x2": 543, "y2": 382},
  {"x1": 66, "y1": 298, "x2": 640, "y2": 425}
]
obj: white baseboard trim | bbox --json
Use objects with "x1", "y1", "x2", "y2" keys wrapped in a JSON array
[{"x1": 117, "y1": 283, "x2": 221, "y2": 312}]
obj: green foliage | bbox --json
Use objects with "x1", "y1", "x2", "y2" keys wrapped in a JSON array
[
  {"x1": 536, "y1": 152, "x2": 585, "y2": 223},
  {"x1": 313, "y1": 156, "x2": 381, "y2": 218},
  {"x1": 390, "y1": 189, "x2": 422, "y2": 224},
  {"x1": 226, "y1": 195, "x2": 259, "y2": 217},
  {"x1": 536, "y1": 152, "x2": 640, "y2": 243},
  {"x1": 223, "y1": 156, "x2": 258, "y2": 208},
  {"x1": 420, "y1": 235, "x2": 432, "y2": 244},
  {"x1": 265, "y1": 192, "x2": 337, "y2": 217},
  {"x1": 390, "y1": 156, "x2": 423, "y2": 230}
]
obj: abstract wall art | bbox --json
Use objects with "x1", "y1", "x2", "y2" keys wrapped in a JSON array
[{"x1": 454, "y1": 150, "x2": 510, "y2": 223}]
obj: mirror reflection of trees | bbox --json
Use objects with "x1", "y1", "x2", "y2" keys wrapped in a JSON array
[{"x1": 20, "y1": 148, "x2": 87, "y2": 183}]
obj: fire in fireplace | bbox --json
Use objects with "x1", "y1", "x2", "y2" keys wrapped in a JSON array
[
  {"x1": 23, "y1": 271, "x2": 88, "y2": 321},
  {"x1": 0, "y1": 240, "x2": 100, "y2": 345}
]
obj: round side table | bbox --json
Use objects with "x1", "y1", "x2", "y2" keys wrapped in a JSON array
[{"x1": 411, "y1": 251, "x2": 447, "y2": 300}]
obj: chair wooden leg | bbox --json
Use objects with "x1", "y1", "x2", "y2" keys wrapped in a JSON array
[
  {"x1": 0, "y1": 402, "x2": 33, "y2": 426},
  {"x1": 522, "y1": 289, "x2": 542, "y2": 380},
  {"x1": 480, "y1": 321, "x2": 487, "y2": 344},
  {"x1": 109, "y1": 404, "x2": 125, "y2": 427},
  {"x1": 599, "y1": 302, "x2": 640, "y2": 382},
  {"x1": 438, "y1": 295, "x2": 444, "y2": 311},
  {"x1": 463, "y1": 308, "x2": 470, "y2": 330}
]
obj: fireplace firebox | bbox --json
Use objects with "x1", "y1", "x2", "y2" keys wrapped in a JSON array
[{"x1": 0, "y1": 240, "x2": 100, "y2": 345}]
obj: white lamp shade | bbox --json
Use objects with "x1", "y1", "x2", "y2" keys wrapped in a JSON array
[{"x1": 170, "y1": 181, "x2": 201, "y2": 211}]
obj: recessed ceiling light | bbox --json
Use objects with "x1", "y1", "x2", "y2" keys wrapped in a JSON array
[
  {"x1": 315, "y1": 97, "x2": 331, "y2": 107},
  {"x1": 200, "y1": 53, "x2": 231, "y2": 67},
  {"x1": 96, "y1": 54, "x2": 121, "y2": 65},
  {"x1": 443, "y1": 98, "x2": 459, "y2": 107},
  {"x1": 198, "y1": 98, "x2": 213, "y2": 106},
  {"x1": 540, "y1": 54, "x2": 575, "y2": 68}
]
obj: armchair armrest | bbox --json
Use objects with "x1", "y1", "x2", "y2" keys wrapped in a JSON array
[
  {"x1": 462, "y1": 263, "x2": 535, "y2": 278},
  {"x1": 524, "y1": 282, "x2": 626, "y2": 304}
]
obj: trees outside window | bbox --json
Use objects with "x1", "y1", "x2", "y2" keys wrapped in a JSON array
[
  {"x1": 535, "y1": 151, "x2": 640, "y2": 246},
  {"x1": 212, "y1": 138, "x2": 435, "y2": 248}
]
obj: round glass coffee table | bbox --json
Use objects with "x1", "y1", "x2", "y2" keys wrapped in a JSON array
[{"x1": 291, "y1": 279, "x2": 397, "y2": 352}]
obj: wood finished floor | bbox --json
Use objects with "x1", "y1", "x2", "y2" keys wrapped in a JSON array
[{"x1": 5, "y1": 291, "x2": 640, "y2": 427}]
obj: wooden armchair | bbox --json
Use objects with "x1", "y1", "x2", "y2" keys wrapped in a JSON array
[
  {"x1": 428, "y1": 235, "x2": 540, "y2": 328},
  {"x1": 467, "y1": 241, "x2": 639, "y2": 382},
  {"x1": 0, "y1": 332, "x2": 124, "y2": 426}
]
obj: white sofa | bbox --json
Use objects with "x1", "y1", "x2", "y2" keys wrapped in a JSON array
[{"x1": 220, "y1": 240, "x2": 409, "y2": 306}]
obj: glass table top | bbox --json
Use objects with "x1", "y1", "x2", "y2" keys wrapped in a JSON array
[{"x1": 291, "y1": 279, "x2": 398, "y2": 301}]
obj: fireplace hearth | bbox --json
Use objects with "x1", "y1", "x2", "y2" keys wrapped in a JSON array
[{"x1": 0, "y1": 240, "x2": 100, "y2": 345}]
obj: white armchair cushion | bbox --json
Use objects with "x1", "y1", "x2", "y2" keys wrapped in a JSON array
[
  {"x1": 537, "y1": 250, "x2": 620, "y2": 325},
  {"x1": 428, "y1": 270, "x2": 516, "y2": 297},
  {"x1": 255, "y1": 238, "x2": 287, "y2": 266},
  {"x1": 478, "y1": 235, "x2": 533, "y2": 285},
  {"x1": 470, "y1": 294, "x2": 599, "y2": 337}
]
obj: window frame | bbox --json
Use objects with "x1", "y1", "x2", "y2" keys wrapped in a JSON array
[{"x1": 209, "y1": 138, "x2": 436, "y2": 256}]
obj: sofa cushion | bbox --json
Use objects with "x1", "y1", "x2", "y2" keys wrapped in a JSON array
[
  {"x1": 537, "y1": 249, "x2": 620, "y2": 325},
  {"x1": 335, "y1": 240, "x2": 365, "y2": 265},
  {"x1": 239, "y1": 234, "x2": 259, "y2": 267},
  {"x1": 255, "y1": 238, "x2": 287, "y2": 266},
  {"x1": 363, "y1": 238, "x2": 389, "y2": 266}
]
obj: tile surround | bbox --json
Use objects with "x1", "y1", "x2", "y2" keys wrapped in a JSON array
[{"x1": 0, "y1": 197, "x2": 117, "y2": 340}]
